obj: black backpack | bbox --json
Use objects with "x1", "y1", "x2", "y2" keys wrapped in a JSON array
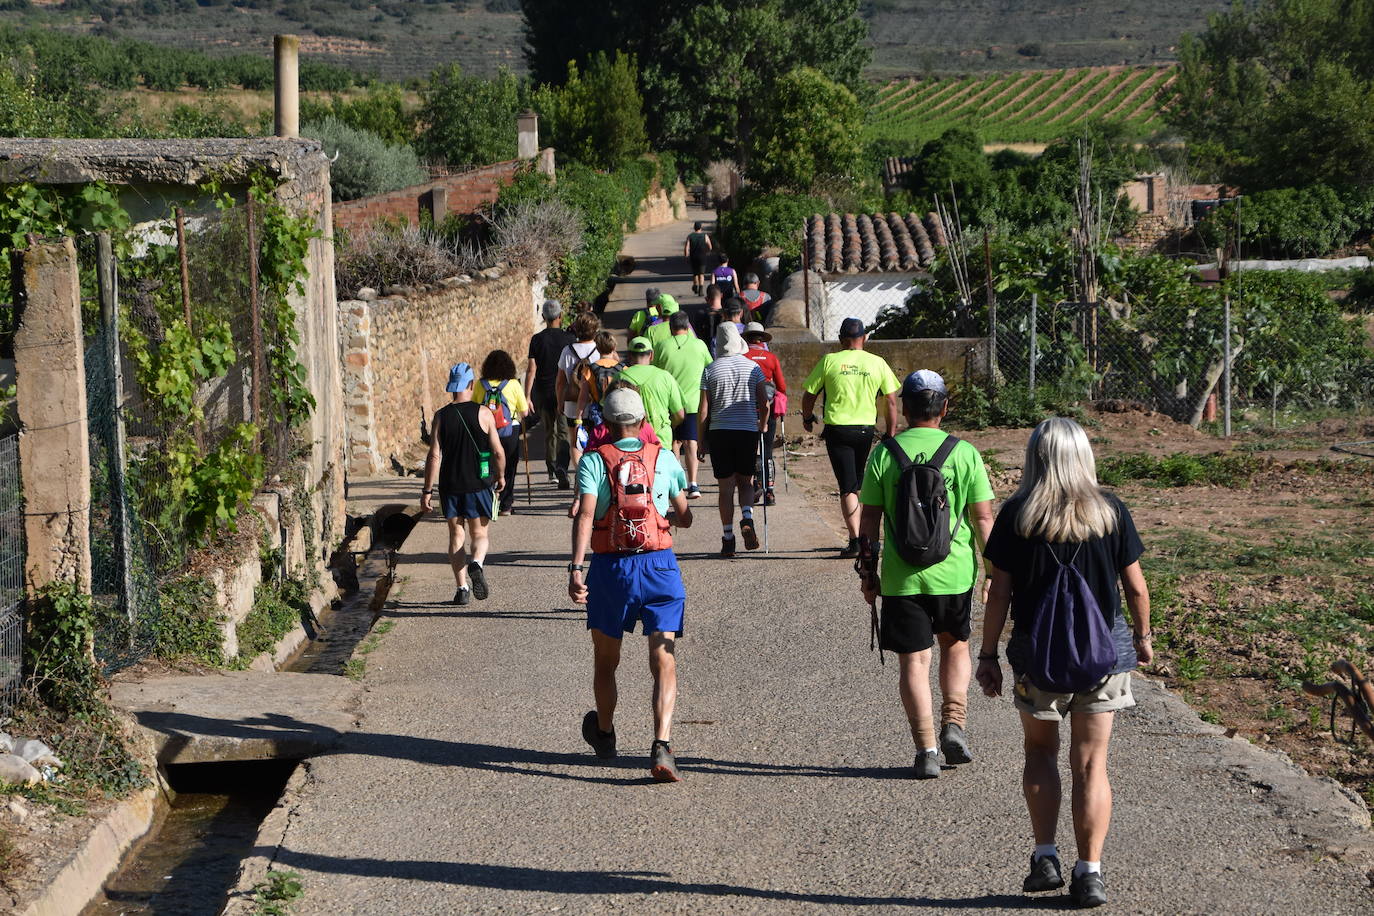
[{"x1": 881, "y1": 435, "x2": 962, "y2": 568}]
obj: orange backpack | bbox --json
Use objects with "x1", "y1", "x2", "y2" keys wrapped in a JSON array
[{"x1": 590, "y1": 443, "x2": 673, "y2": 554}]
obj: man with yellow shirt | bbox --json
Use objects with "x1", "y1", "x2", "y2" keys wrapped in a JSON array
[{"x1": 801, "y1": 318, "x2": 900, "y2": 558}]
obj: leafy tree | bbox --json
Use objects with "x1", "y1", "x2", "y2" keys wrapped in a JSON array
[
  {"x1": 0, "y1": 67, "x2": 71, "y2": 137},
  {"x1": 417, "y1": 65, "x2": 521, "y2": 168},
  {"x1": 304, "y1": 117, "x2": 429, "y2": 202},
  {"x1": 747, "y1": 67, "x2": 863, "y2": 191},
  {"x1": 534, "y1": 51, "x2": 648, "y2": 170},
  {"x1": 300, "y1": 84, "x2": 414, "y2": 146}
]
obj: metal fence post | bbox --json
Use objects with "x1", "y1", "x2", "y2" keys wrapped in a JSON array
[
  {"x1": 1029, "y1": 293, "x2": 1038, "y2": 401},
  {"x1": 96, "y1": 234, "x2": 136, "y2": 633},
  {"x1": 1222, "y1": 295, "x2": 1232, "y2": 438}
]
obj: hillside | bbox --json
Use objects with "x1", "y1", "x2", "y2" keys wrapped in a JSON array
[
  {"x1": 869, "y1": 65, "x2": 1173, "y2": 145},
  {"x1": 7, "y1": 0, "x2": 1226, "y2": 82}
]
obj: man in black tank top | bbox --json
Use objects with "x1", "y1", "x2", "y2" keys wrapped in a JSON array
[{"x1": 421, "y1": 363, "x2": 506, "y2": 606}]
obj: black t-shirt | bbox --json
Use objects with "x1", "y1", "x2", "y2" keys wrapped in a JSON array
[
  {"x1": 984, "y1": 492, "x2": 1144, "y2": 676},
  {"x1": 527, "y1": 326, "x2": 573, "y2": 404},
  {"x1": 437, "y1": 401, "x2": 491, "y2": 494},
  {"x1": 687, "y1": 231, "x2": 711, "y2": 257}
]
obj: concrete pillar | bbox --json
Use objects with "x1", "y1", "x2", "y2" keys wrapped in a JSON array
[
  {"x1": 13, "y1": 239, "x2": 91, "y2": 593},
  {"x1": 517, "y1": 110, "x2": 538, "y2": 160},
  {"x1": 275, "y1": 34, "x2": 300, "y2": 138},
  {"x1": 425, "y1": 187, "x2": 448, "y2": 226}
]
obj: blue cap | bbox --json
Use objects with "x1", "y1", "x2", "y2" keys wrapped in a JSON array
[
  {"x1": 445, "y1": 362, "x2": 474, "y2": 392},
  {"x1": 901, "y1": 369, "x2": 947, "y2": 398},
  {"x1": 838, "y1": 317, "x2": 866, "y2": 338}
]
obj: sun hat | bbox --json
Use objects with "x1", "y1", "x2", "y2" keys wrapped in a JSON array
[
  {"x1": 628, "y1": 336, "x2": 654, "y2": 353},
  {"x1": 838, "y1": 317, "x2": 866, "y2": 339},
  {"x1": 901, "y1": 369, "x2": 947, "y2": 398},
  {"x1": 715, "y1": 322, "x2": 748, "y2": 356},
  {"x1": 446, "y1": 362, "x2": 474, "y2": 393},
  {"x1": 742, "y1": 321, "x2": 771, "y2": 343},
  {"x1": 603, "y1": 387, "x2": 646, "y2": 424},
  {"x1": 541, "y1": 299, "x2": 563, "y2": 321}
]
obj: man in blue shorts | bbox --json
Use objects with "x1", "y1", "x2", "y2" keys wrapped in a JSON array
[{"x1": 568, "y1": 388, "x2": 694, "y2": 782}]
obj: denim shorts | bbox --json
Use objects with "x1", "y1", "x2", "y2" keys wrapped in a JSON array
[
  {"x1": 586, "y1": 549, "x2": 685, "y2": 639},
  {"x1": 440, "y1": 489, "x2": 493, "y2": 520}
]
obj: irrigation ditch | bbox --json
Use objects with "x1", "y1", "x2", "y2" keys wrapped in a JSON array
[{"x1": 75, "y1": 504, "x2": 418, "y2": 916}]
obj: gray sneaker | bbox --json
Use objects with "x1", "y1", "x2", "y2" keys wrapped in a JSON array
[
  {"x1": 467, "y1": 561, "x2": 489, "y2": 600},
  {"x1": 1069, "y1": 870, "x2": 1106, "y2": 908},
  {"x1": 581, "y1": 710, "x2": 616, "y2": 759},
  {"x1": 452, "y1": 586, "x2": 471, "y2": 607},
  {"x1": 913, "y1": 749, "x2": 939, "y2": 779},
  {"x1": 1023, "y1": 854, "x2": 1065, "y2": 892},
  {"x1": 940, "y1": 722, "x2": 972, "y2": 764},
  {"x1": 650, "y1": 739, "x2": 681, "y2": 783}
]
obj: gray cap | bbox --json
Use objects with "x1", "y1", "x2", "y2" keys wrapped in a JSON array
[
  {"x1": 541, "y1": 299, "x2": 563, "y2": 321},
  {"x1": 602, "y1": 387, "x2": 645, "y2": 424},
  {"x1": 901, "y1": 369, "x2": 947, "y2": 398}
]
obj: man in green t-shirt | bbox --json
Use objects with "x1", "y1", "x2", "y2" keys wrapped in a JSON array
[
  {"x1": 800, "y1": 318, "x2": 901, "y2": 558},
  {"x1": 653, "y1": 311, "x2": 713, "y2": 497},
  {"x1": 622, "y1": 337, "x2": 687, "y2": 441},
  {"x1": 856, "y1": 369, "x2": 994, "y2": 779}
]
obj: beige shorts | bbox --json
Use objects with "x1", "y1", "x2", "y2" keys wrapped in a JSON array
[{"x1": 1014, "y1": 671, "x2": 1136, "y2": 721}]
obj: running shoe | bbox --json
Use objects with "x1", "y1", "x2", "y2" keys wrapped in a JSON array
[
  {"x1": 720, "y1": 534, "x2": 736, "y2": 558},
  {"x1": 453, "y1": 586, "x2": 471, "y2": 607},
  {"x1": 555, "y1": 471, "x2": 571, "y2": 490},
  {"x1": 467, "y1": 561, "x2": 489, "y2": 600},
  {"x1": 686, "y1": 483, "x2": 702, "y2": 500},
  {"x1": 1023, "y1": 854, "x2": 1065, "y2": 892},
  {"x1": 940, "y1": 723, "x2": 972, "y2": 764},
  {"x1": 1069, "y1": 870, "x2": 1106, "y2": 908},
  {"x1": 739, "y1": 517, "x2": 760, "y2": 550},
  {"x1": 839, "y1": 536, "x2": 861, "y2": 558},
  {"x1": 650, "y1": 739, "x2": 681, "y2": 782},
  {"x1": 913, "y1": 749, "x2": 939, "y2": 779},
  {"x1": 581, "y1": 710, "x2": 617, "y2": 759}
]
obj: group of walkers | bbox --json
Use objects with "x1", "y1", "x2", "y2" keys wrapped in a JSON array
[{"x1": 418, "y1": 220, "x2": 1155, "y2": 909}]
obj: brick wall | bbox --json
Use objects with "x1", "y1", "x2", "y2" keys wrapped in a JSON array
[
  {"x1": 339, "y1": 270, "x2": 540, "y2": 475},
  {"x1": 333, "y1": 158, "x2": 526, "y2": 237}
]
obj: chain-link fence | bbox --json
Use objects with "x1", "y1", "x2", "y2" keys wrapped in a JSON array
[
  {"x1": 0, "y1": 434, "x2": 24, "y2": 712},
  {"x1": 79, "y1": 200, "x2": 298, "y2": 672}
]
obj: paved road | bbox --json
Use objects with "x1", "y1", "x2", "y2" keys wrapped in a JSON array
[{"x1": 262, "y1": 214, "x2": 1373, "y2": 914}]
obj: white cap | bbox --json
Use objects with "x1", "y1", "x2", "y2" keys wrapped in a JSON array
[{"x1": 603, "y1": 388, "x2": 645, "y2": 423}]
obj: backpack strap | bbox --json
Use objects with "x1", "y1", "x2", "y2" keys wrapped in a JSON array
[
  {"x1": 881, "y1": 435, "x2": 912, "y2": 469},
  {"x1": 929, "y1": 434, "x2": 961, "y2": 469}
]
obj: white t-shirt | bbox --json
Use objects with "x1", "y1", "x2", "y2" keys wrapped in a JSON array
[{"x1": 557, "y1": 340, "x2": 598, "y2": 418}]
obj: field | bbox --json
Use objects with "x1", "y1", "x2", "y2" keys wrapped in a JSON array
[{"x1": 867, "y1": 65, "x2": 1173, "y2": 145}]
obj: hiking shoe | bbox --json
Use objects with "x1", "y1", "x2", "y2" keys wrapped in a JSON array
[
  {"x1": 453, "y1": 586, "x2": 471, "y2": 607},
  {"x1": 913, "y1": 749, "x2": 939, "y2": 779},
  {"x1": 555, "y1": 471, "x2": 571, "y2": 490},
  {"x1": 839, "y1": 536, "x2": 861, "y2": 559},
  {"x1": 940, "y1": 723, "x2": 972, "y2": 765},
  {"x1": 763, "y1": 488, "x2": 776, "y2": 507},
  {"x1": 467, "y1": 562, "x2": 489, "y2": 600},
  {"x1": 686, "y1": 483, "x2": 701, "y2": 500},
  {"x1": 581, "y1": 711, "x2": 617, "y2": 759},
  {"x1": 1023, "y1": 854, "x2": 1065, "y2": 893},
  {"x1": 739, "y1": 517, "x2": 760, "y2": 550},
  {"x1": 720, "y1": 535, "x2": 736, "y2": 558},
  {"x1": 1069, "y1": 870, "x2": 1106, "y2": 908},
  {"x1": 650, "y1": 739, "x2": 681, "y2": 783}
]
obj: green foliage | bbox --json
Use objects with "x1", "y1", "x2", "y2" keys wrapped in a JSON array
[
  {"x1": 25, "y1": 583, "x2": 100, "y2": 716},
  {"x1": 234, "y1": 579, "x2": 308, "y2": 663},
  {"x1": 0, "y1": 65, "x2": 73, "y2": 136},
  {"x1": 151, "y1": 575, "x2": 224, "y2": 666},
  {"x1": 156, "y1": 101, "x2": 251, "y2": 139},
  {"x1": 1198, "y1": 186, "x2": 1359, "y2": 258},
  {"x1": 417, "y1": 64, "x2": 521, "y2": 168},
  {"x1": 1096, "y1": 452, "x2": 1263, "y2": 488},
  {"x1": 299, "y1": 85, "x2": 414, "y2": 146},
  {"x1": 0, "y1": 182, "x2": 129, "y2": 251},
  {"x1": 251, "y1": 869, "x2": 305, "y2": 916},
  {"x1": 717, "y1": 189, "x2": 828, "y2": 265},
  {"x1": 128, "y1": 318, "x2": 236, "y2": 420},
  {"x1": 533, "y1": 51, "x2": 649, "y2": 170},
  {"x1": 747, "y1": 67, "x2": 865, "y2": 191},
  {"x1": 172, "y1": 425, "x2": 265, "y2": 539},
  {"x1": 303, "y1": 117, "x2": 428, "y2": 202}
]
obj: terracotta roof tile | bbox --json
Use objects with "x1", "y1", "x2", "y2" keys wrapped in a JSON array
[{"x1": 801, "y1": 211, "x2": 945, "y2": 274}]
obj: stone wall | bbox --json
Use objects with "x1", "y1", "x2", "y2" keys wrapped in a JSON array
[
  {"x1": 340, "y1": 269, "x2": 541, "y2": 475},
  {"x1": 635, "y1": 182, "x2": 689, "y2": 232}
]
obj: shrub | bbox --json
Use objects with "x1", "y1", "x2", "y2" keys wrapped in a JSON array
[
  {"x1": 304, "y1": 117, "x2": 428, "y2": 202},
  {"x1": 490, "y1": 198, "x2": 583, "y2": 270},
  {"x1": 417, "y1": 64, "x2": 521, "y2": 169},
  {"x1": 718, "y1": 190, "x2": 828, "y2": 266},
  {"x1": 1199, "y1": 185, "x2": 1357, "y2": 258},
  {"x1": 335, "y1": 226, "x2": 459, "y2": 295}
]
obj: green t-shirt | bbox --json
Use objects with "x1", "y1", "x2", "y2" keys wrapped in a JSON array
[
  {"x1": 803, "y1": 350, "x2": 901, "y2": 426},
  {"x1": 859, "y1": 428, "x2": 995, "y2": 596},
  {"x1": 646, "y1": 319, "x2": 674, "y2": 351},
  {"x1": 653, "y1": 332, "x2": 713, "y2": 410},
  {"x1": 620, "y1": 363, "x2": 686, "y2": 438}
]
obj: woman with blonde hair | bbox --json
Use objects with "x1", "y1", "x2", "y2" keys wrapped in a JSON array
[{"x1": 976, "y1": 417, "x2": 1152, "y2": 909}]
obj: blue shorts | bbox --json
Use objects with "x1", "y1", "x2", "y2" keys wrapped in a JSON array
[
  {"x1": 672, "y1": 413, "x2": 698, "y2": 443},
  {"x1": 441, "y1": 488, "x2": 493, "y2": 520},
  {"x1": 586, "y1": 549, "x2": 686, "y2": 639}
]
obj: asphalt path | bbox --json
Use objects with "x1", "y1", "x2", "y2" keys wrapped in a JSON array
[{"x1": 263, "y1": 212, "x2": 1373, "y2": 913}]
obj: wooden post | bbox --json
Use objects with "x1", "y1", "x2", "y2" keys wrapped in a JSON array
[{"x1": 247, "y1": 196, "x2": 264, "y2": 451}]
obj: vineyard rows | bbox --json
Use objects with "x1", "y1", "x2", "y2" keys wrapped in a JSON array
[{"x1": 869, "y1": 66, "x2": 1173, "y2": 145}]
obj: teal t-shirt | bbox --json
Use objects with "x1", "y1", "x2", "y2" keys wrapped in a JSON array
[
  {"x1": 858, "y1": 428, "x2": 994, "y2": 596},
  {"x1": 620, "y1": 363, "x2": 687, "y2": 438},
  {"x1": 577, "y1": 438, "x2": 687, "y2": 520}
]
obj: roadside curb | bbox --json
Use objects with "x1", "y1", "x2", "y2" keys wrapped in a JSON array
[{"x1": 220, "y1": 763, "x2": 313, "y2": 915}]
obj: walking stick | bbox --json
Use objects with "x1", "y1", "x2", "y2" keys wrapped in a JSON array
[
  {"x1": 522, "y1": 426, "x2": 532, "y2": 505},
  {"x1": 759, "y1": 430, "x2": 769, "y2": 553},
  {"x1": 781, "y1": 417, "x2": 790, "y2": 493}
]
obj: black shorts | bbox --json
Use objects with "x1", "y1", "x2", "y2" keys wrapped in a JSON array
[
  {"x1": 690, "y1": 254, "x2": 706, "y2": 275},
  {"x1": 822, "y1": 424, "x2": 875, "y2": 494},
  {"x1": 706, "y1": 429, "x2": 758, "y2": 479},
  {"x1": 879, "y1": 592, "x2": 972, "y2": 654}
]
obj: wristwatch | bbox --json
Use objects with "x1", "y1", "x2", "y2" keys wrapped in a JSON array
[{"x1": 567, "y1": 562, "x2": 586, "y2": 573}]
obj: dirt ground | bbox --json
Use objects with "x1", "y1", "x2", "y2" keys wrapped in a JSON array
[{"x1": 780, "y1": 405, "x2": 1374, "y2": 805}]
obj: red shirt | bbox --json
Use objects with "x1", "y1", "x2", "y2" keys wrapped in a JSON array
[{"x1": 745, "y1": 344, "x2": 786, "y2": 392}]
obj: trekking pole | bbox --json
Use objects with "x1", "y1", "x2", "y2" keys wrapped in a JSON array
[
  {"x1": 522, "y1": 426, "x2": 532, "y2": 505},
  {"x1": 760, "y1": 430, "x2": 769, "y2": 553},
  {"x1": 780, "y1": 417, "x2": 790, "y2": 493}
]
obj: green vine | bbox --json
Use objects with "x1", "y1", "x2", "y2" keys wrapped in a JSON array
[{"x1": 25, "y1": 582, "x2": 101, "y2": 716}]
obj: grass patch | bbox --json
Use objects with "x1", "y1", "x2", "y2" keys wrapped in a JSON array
[
  {"x1": 1098, "y1": 452, "x2": 1263, "y2": 488},
  {"x1": 233, "y1": 578, "x2": 311, "y2": 665},
  {"x1": 343, "y1": 619, "x2": 397, "y2": 680}
]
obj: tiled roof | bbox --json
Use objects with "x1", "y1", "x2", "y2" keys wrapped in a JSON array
[
  {"x1": 805, "y1": 212, "x2": 944, "y2": 274},
  {"x1": 883, "y1": 156, "x2": 916, "y2": 190}
]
